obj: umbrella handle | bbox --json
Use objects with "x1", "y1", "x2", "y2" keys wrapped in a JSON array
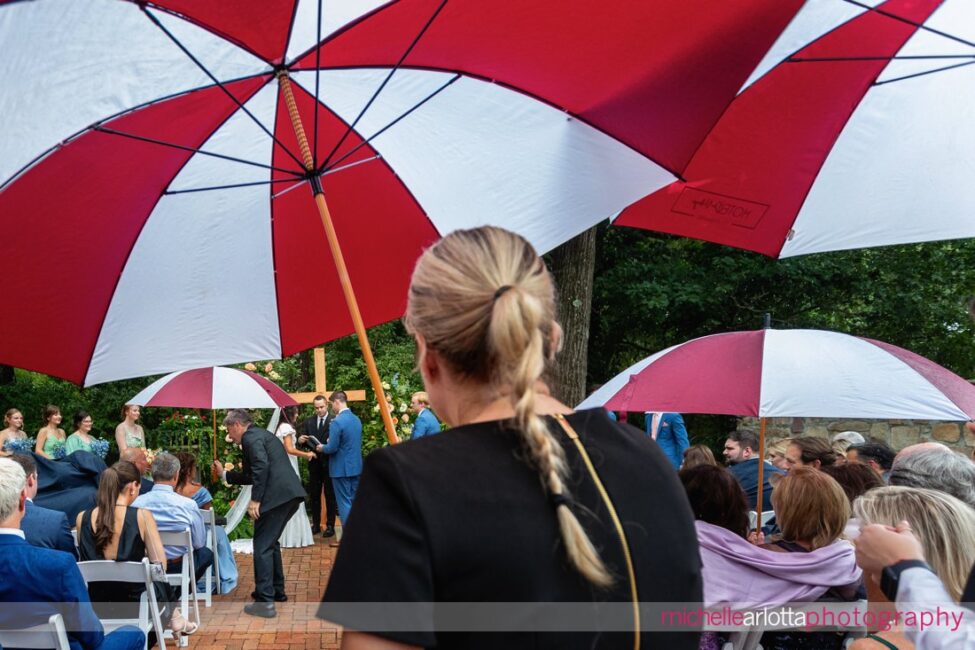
[{"x1": 211, "y1": 409, "x2": 219, "y2": 482}]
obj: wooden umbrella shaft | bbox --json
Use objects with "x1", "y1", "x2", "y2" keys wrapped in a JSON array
[
  {"x1": 277, "y1": 71, "x2": 399, "y2": 445},
  {"x1": 755, "y1": 417, "x2": 766, "y2": 534}
]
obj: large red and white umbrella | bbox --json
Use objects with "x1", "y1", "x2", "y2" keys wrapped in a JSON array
[
  {"x1": 615, "y1": 0, "x2": 975, "y2": 258},
  {"x1": 0, "y1": 0, "x2": 804, "y2": 390},
  {"x1": 579, "y1": 328, "x2": 975, "y2": 421},
  {"x1": 128, "y1": 366, "x2": 298, "y2": 410}
]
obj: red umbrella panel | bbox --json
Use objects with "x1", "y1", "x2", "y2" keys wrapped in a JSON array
[
  {"x1": 615, "y1": 0, "x2": 975, "y2": 258},
  {"x1": 128, "y1": 367, "x2": 298, "y2": 410},
  {"x1": 0, "y1": 0, "x2": 804, "y2": 388}
]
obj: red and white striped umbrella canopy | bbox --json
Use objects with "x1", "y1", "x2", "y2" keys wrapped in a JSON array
[
  {"x1": 128, "y1": 367, "x2": 297, "y2": 410},
  {"x1": 0, "y1": 0, "x2": 803, "y2": 386},
  {"x1": 616, "y1": 0, "x2": 975, "y2": 258},
  {"x1": 579, "y1": 329, "x2": 975, "y2": 420}
]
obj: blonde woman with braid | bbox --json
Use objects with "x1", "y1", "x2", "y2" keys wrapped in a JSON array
[{"x1": 318, "y1": 227, "x2": 703, "y2": 649}]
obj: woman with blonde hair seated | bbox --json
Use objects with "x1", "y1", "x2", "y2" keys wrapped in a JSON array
[
  {"x1": 849, "y1": 487, "x2": 975, "y2": 650},
  {"x1": 318, "y1": 226, "x2": 703, "y2": 649}
]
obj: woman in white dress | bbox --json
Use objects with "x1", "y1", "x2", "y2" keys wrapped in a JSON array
[{"x1": 275, "y1": 406, "x2": 315, "y2": 548}]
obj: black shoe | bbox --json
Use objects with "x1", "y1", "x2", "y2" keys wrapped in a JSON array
[
  {"x1": 244, "y1": 602, "x2": 277, "y2": 618},
  {"x1": 311, "y1": 526, "x2": 321, "y2": 535},
  {"x1": 251, "y1": 591, "x2": 288, "y2": 602},
  {"x1": 322, "y1": 526, "x2": 335, "y2": 538}
]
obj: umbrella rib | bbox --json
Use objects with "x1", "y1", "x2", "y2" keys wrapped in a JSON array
[
  {"x1": 321, "y1": 73, "x2": 460, "y2": 174},
  {"x1": 94, "y1": 127, "x2": 301, "y2": 175},
  {"x1": 789, "y1": 54, "x2": 975, "y2": 62},
  {"x1": 165, "y1": 178, "x2": 305, "y2": 195},
  {"x1": 873, "y1": 59, "x2": 975, "y2": 86},
  {"x1": 841, "y1": 0, "x2": 975, "y2": 50},
  {"x1": 140, "y1": 6, "x2": 308, "y2": 170},
  {"x1": 319, "y1": 0, "x2": 449, "y2": 169},
  {"x1": 313, "y1": 0, "x2": 323, "y2": 170}
]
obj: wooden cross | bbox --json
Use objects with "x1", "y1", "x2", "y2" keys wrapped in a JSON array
[{"x1": 288, "y1": 347, "x2": 367, "y2": 404}]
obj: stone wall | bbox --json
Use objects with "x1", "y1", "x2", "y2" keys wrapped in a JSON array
[{"x1": 739, "y1": 417, "x2": 975, "y2": 455}]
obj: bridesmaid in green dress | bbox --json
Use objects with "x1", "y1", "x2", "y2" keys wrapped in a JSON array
[
  {"x1": 114, "y1": 404, "x2": 145, "y2": 454},
  {"x1": 34, "y1": 405, "x2": 67, "y2": 459},
  {"x1": 0, "y1": 408, "x2": 26, "y2": 455},
  {"x1": 65, "y1": 410, "x2": 95, "y2": 455}
]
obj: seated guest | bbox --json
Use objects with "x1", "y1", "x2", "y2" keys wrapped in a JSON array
[
  {"x1": 174, "y1": 452, "x2": 212, "y2": 510},
  {"x1": 760, "y1": 467, "x2": 862, "y2": 650},
  {"x1": 132, "y1": 452, "x2": 212, "y2": 581},
  {"x1": 830, "y1": 430, "x2": 866, "y2": 460},
  {"x1": 121, "y1": 447, "x2": 153, "y2": 495},
  {"x1": 847, "y1": 442, "x2": 895, "y2": 482},
  {"x1": 821, "y1": 462, "x2": 884, "y2": 506},
  {"x1": 888, "y1": 442, "x2": 975, "y2": 509},
  {"x1": 76, "y1": 461, "x2": 189, "y2": 637},
  {"x1": 850, "y1": 487, "x2": 975, "y2": 650},
  {"x1": 723, "y1": 429, "x2": 783, "y2": 510},
  {"x1": 765, "y1": 439, "x2": 791, "y2": 472},
  {"x1": 7, "y1": 453, "x2": 76, "y2": 558},
  {"x1": 0, "y1": 458, "x2": 145, "y2": 650},
  {"x1": 785, "y1": 436, "x2": 838, "y2": 470},
  {"x1": 680, "y1": 464, "x2": 749, "y2": 538},
  {"x1": 681, "y1": 444, "x2": 718, "y2": 471}
]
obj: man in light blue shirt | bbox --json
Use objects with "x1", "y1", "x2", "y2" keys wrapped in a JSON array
[{"x1": 132, "y1": 452, "x2": 212, "y2": 581}]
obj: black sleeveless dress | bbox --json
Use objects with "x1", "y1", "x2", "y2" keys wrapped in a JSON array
[{"x1": 78, "y1": 506, "x2": 174, "y2": 621}]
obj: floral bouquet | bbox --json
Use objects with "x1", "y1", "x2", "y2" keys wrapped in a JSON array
[
  {"x1": 2, "y1": 436, "x2": 35, "y2": 455},
  {"x1": 89, "y1": 438, "x2": 110, "y2": 460},
  {"x1": 49, "y1": 440, "x2": 67, "y2": 460}
]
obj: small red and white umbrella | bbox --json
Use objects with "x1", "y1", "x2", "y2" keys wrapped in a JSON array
[
  {"x1": 128, "y1": 366, "x2": 297, "y2": 410},
  {"x1": 579, "y1": 328, "x2": 975, "y2": 421},
  {"x1": 616, "y1": 0, "x2": 975, "y2": 258}
]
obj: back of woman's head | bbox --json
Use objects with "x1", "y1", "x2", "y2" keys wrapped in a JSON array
[
  {"x1": 405, "y1": 227, "x2": 613, "y2": 587},
  {"x1": 682, "y1": 444, "x2": 717, "y2": 470},
  {"x1": 94, "y1": 461, "x2": 141, "y2": 554},
  {"x1": 789, "y1": 436, "x2": 838, "y2": 468},
  {"x1": 174, "y1": 451, "x2": 197, "y2": 489},
  {"x1": 820, "y1": 462, "x2": 884, "y2": 505},
  {"x1": 679, "y1": 465, "x2": 749, "y2": 538},
  {"x1": 282, "y1": 405, "x2": 298, "y2": 425},
  {"x1": 771, "y1": 467, "x2": 850, "y2": 549},
  {"x1": 854, "y1": 486, "x2": 975, "y2": 602}
]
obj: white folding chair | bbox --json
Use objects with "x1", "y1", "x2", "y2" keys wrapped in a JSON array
[
  {"x1": 747, "y1": 510, "x2": 776, "y2": 529},
  {"x1": 158, "y1": 528, "x2": 200, "y2": 633},
  {"x1": 199, "y1": 508, "x2": 219, "y2": 606},
  {"x1": 76, "y1": 558, "x2": 166, "y2": 650},
  {"x1": 0, "y1": 613, "x2": 72, "y2": 650}
]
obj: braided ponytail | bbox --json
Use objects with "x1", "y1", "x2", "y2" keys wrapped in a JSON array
[{"x1": 406, "y1": 226, "x2": 612, "y2": 587}]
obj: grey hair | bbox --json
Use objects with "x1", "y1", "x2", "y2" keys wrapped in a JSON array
[
  {"x1": 223, "y1": 409, "x2": 253, "y2": 427},
  {"x1": 889, "y1": 447, "x2": 975, "y2": 509},
  {"x1": 150, "y1": 452, "x2": 181, "y2": 482},
  {"x1": 0, "y1": 458, "x2": 26, "y2": 523}
]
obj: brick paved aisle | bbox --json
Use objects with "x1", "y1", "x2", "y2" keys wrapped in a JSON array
[{"x1": 189, "y1": 536, "x2": 342, "y2": 650}]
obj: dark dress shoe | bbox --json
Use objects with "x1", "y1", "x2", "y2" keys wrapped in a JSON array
[
  {"x1": 244, "y1": 602, "x2": 277, "y2": 618},
  {"x1": 251, "y1": 591, "x2": 288, "y2": 602},
  {"x1": 311, "y1": 526, "x2": 321, "y2": 535},
  {"x1": 322, "y1": 526, "x2": 335, "y2": 538}
]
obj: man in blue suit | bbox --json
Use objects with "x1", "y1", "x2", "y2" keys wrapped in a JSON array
[
  {"x1": 314, "y1": 391, "x2": 362, "y2": 539},
  {"x1": 8, "y1": 453, "x2": 77, "y2": 559},
  {"x1": 409, "y1": 391, "x2": 441, "y2": 439},
  {"x1": 645, "y1": 412, "x2": 690, "y2": 470},
  {"x1": 0, "y1": 458, "x2": 143, "y2": 650}
]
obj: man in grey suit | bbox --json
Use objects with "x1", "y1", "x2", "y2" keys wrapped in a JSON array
[{"x1": 213, "y1": 409, "x2": 305, "y2": 618}]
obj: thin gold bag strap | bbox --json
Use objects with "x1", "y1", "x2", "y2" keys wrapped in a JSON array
[{"x1": 553, "y1": 413, "x2": 640, "y2": 649}]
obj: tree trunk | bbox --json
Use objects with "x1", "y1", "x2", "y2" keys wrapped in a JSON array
[
  {"x1": 548, "y1": 226, "x2": 597, "y2": 406},
  {"x1": 0, "y1": 365, "x2": 13, "y2": 386}
]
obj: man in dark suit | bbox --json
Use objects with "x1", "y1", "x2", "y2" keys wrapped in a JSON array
[
  {"x1": 0, "y1": 458, "x2": 144, "y2": 650},
  {"x1": 213, "y1": 409, "x2": 305, "y2": 618},
  {"x1": 8, "y1": 453, "x2": 77, "y2": 559},
  {"x1": 297, "y1": 394, "x2": 337, "y2": 538}
]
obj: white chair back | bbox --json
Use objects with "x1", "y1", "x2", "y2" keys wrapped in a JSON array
[
  {"x1": 199, "y1": 508, "x2": 219, "y2": 605},
  {"x1": 157, "y1": 528, "x2": 200, "y2": 633},
  {"x1": 0, "y1": 613, "x2": 71, "y2": 650},
  {"x1": 76, "y1": 558, "x2": 165, "y2": 650}
]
